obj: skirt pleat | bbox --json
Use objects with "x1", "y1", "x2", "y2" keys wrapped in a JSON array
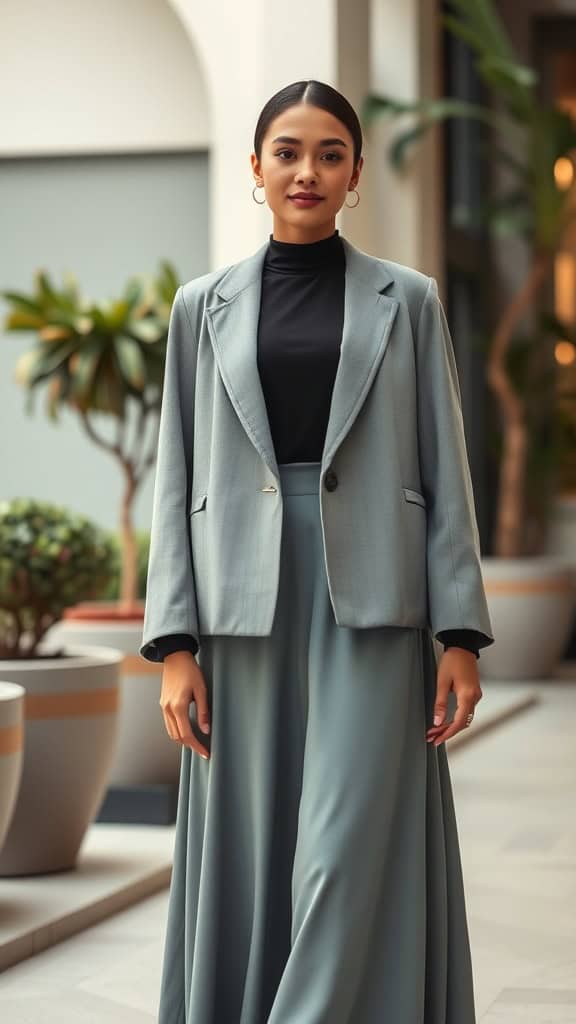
[{"x1": 157, "y1": 461, "x2": 476, "y2": 1024}]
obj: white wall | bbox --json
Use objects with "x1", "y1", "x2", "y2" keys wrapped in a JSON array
[
  {"x1": 168, "y1": 0, "x2": 340, "y2": 266},
  {"x1": 0, "y1": 0, "x2": 209, "y2": 155},
  {"x1": 369, "y1": 0, "x2": 443, "y2": 280}
]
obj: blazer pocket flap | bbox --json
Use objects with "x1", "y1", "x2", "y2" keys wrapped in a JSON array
[
  {"x1": 190, "y1": 493, "x2": 207, "y2": 514},
  {"x1": 403, "y1": 487, "x2": 426, "y2": 509}
]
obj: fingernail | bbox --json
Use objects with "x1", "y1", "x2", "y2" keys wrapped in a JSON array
[
  {"x1": 203, "y1": 722, "x2": 210, "y2": 734},
  {"x1": 434, "y1": 714, "x2": 442, "y2": 725}
]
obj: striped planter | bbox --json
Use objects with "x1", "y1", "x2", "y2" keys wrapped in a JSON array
[
  {"x1": 479, "y1": 556, "x2": 576, "y2": 680},
  {"x1": 0, "y1": 645, "x2": 122, "y2": 876},
  {"x1": 0, "y1": 683, "x2": 25, "y2": 853},
  {"x1": 46, "y1": 619, "x2": 180, "y2": 785}
]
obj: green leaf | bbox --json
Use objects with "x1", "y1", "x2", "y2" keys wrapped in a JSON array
[
  {"x1": 441, "y1": 14, "x2": 485, "y2": 54},
  {"x1": 477, "y1": 60, "x2": 533, "y2": 117},
  {"x1": 129, "y1": 318, "x2": 163, "y2": 344},
  {"x1": 158, "y1": 260, "x2": 180, "y2": 299},
  {"x1": 488, "y1": 207, "x2": 534, "y2": 237},
  {"x1": 3, "y1": 311, "x2": 45, "y2": 331},
  {"x1": 110, "y1": 300, "x2": 132, "y2": 331},
  {"x1": 71, "y1": 337, "x2": 104, "y2": 398},
  {"x1": 18, "y1": 339, "x2": 79, "y2": 383},
  {"x1": 115, "y1": 335, "x2": 146, "y2": 390},
  {"x1": 389, "y1": 123, "x2": 431, "y2": 168},
  {"x1": 480, "y1": 54, "x2": 537, "y2": 89},
  {"x1": 91, "y1": 357, "x2": 125, "y2": 418},
  {"x1": 441, "y1": 2, "x2": 535, "y2": 117},
  {"x1": 123, "y1": 278, "x2": 144, "y2": 311},
  {"x1": 364, "y1": 94, "x2": 503, "y2": 168},
  {"x1": 0, "y1": 292, "x2": 44, "y2": 314},
  {"x1": 34, "y1": 270, "x2": 59, "y2": 304},
  {"x1": 445, "y1": 0, "x2": 518, "y2": 62}
]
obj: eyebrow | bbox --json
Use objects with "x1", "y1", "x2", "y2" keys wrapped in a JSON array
[{"x1": 271, "y1": 135, "x2": 348, "y2": 148}]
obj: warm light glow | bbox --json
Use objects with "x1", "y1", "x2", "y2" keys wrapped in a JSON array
[
  {"x1": 555, "y1": 157, "x2": 574, "y2": 190},
  {"x1": 555, "y1": 251, "x2": 576, "y2": 322},
  {"x1": 555, "y1": 340, "x2": 576, "y2": 365}
]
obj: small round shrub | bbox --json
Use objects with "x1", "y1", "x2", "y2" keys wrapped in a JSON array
[{"x1": 0, "y1": 497, "x2": 117, "y2": 658}]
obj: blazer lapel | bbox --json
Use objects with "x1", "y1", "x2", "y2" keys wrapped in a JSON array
[{"x1": 204, "y1": 235, "x2": 399, "y2": 482}]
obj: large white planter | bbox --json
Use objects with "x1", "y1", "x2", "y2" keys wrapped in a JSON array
[
  {"x1": 0, "y1": 682, "x2": 25, "y2": 852},
  {"x1": 46, "y1": 620, "x2": 180, "y2": 785},
  {"x1": 479, "y1": 556, "x2": 576, "y2": 680},
  {"x1": 545, "y1": 494, "x2": 576, "y2": 656},
  {"x1": 545, "y1": 493, "x2": 576, "y2": 564},
  {"x1": 0, "y1": 644, "x2": 122, "y2": 876}
]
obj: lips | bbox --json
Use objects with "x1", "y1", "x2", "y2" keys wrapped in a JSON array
[{"x1": 288, "y1": 194, "x2": 325, "y2": 207}]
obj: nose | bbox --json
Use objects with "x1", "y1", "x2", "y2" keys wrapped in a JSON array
[
  {"x1": 296, "y1": 163, "x2": 318, "y2": 184},
  {"x1": 293, "y1": 156, "x2": 319, "y2": 183}
]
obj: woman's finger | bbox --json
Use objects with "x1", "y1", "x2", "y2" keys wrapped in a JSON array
[
  {"x1": 194, "y1": 685, "x2": 211, "y2": 735},
  {"x1": 173, "y1": 697, "x2": 211, "y2": 760},
  {"x1": 431, "y1": 698, "x2": 476, "y2": 746},
  {"x1": 161, "y1": 703, "x2": 179, "y2": 742}
]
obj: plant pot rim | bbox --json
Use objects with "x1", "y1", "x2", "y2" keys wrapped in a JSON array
[
  {"x1": 0, "y1": 681, "x2": 26, "y2": 699},
  {"x1": 482, "y1": 554, "x2": 576, "y2": 571},
  {"x1": 63, "y1": 601, "x2": 145, "y2": 622},
  {"x1": 0, "y1": 644, "x2": 124, "y2": 670}
]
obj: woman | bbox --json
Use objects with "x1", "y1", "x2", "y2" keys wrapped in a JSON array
[{"x1": 140, "y1": 79, "x2": 495, "y2": 1024}]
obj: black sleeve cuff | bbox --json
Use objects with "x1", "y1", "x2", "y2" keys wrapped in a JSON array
[
  {"x1": 437, "y1": 629, "x2": 481, "y2": 659},
  {"x1": 154, "y1": 633, "x2": 199, "y2": 660}
]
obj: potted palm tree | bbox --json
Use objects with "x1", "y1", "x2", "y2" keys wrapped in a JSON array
[
  {"x1": 0, "y1": 497, "x2": 122, "y2": 874},
  {"x1": 362, "y1": 0, "x2": 576, "y2": 679},
  {"x1": 1, "y1": 262, "x2": 177, "y2": 614},
  {"x1": 1, "y1": 265, "x2": 183, "y2": 810}
]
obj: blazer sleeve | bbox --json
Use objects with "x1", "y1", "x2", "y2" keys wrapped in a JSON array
[
  {"x1": 415, "y1": 275, "x2": 495, "y2": 651},
  {"x1": 139, "y1": 286, "x2": 200, "y2": 663}
]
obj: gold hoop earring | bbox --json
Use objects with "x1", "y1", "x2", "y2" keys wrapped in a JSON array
[
  {"x1": 345, "y1": 188, "x2": 360, "y2": 208},
  {"x1": 252, "y1": 184, "x2": 266, "y2": 205}
]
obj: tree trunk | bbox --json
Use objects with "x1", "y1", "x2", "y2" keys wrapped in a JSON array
[
  {"x1": 487, "y1": 252, "x2": 551, "y2": 557},
  {"x1": 119, "y1": 463, "x2": 139, "y2": 611}
]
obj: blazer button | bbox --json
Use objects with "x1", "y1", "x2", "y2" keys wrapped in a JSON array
[{"x1": 324, "y1": 469, "x2": 338, "y2": 491}]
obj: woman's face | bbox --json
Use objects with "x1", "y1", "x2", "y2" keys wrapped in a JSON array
[{"x1": 251, "y1": 102, "x2": 363, "y2": 243}]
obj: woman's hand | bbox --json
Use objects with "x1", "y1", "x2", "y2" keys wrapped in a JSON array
[
  {"x1": 426, "y1": 647, "x2": 482, "y2": 747},
  {"x1": 159, "y1": 651, "x2": 211, "y2": 760}
]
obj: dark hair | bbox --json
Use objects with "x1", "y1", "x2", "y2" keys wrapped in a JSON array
[{"x1": 254, "y1": 80, "x2": 363, "y2": 168}]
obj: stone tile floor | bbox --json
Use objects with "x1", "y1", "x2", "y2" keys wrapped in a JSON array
[
  {"x1": 0, "y1": 672, "x2": 574, "y2": 1022},
  {"x1": 458, "y1": 673, "x2": 576, "y2": 1021}
]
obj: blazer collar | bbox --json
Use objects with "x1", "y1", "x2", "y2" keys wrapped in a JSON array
[{"x1": 204, "y1": 235, "x2": 399, "y2": 482}]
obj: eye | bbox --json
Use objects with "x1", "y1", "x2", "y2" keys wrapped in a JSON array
[{"x1": 274, "y1": 150, "x2": 343, "y2": 162}]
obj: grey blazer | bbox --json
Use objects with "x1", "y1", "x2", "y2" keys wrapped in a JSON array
[{"x1": 139, "y1": 235, "x2": 494, "y2": 663}]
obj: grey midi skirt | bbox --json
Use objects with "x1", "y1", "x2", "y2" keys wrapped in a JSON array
[{"x1": 157, "y1": 461, "x2": 476, "y2": 1024}]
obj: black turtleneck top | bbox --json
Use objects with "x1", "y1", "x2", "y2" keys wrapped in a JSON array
[{"x1": 154, "y1": 229, "x2": 482, "y2": 660}]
